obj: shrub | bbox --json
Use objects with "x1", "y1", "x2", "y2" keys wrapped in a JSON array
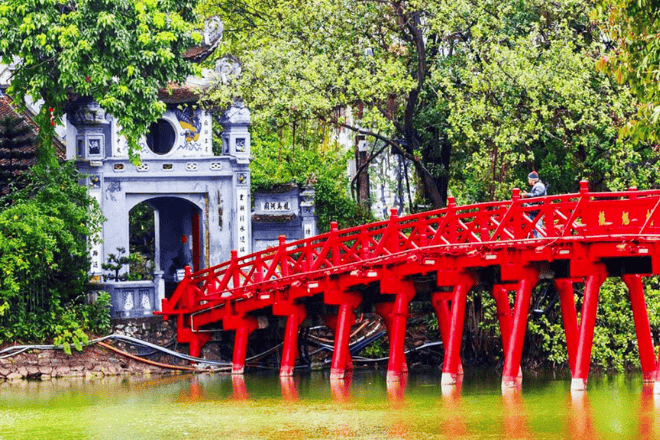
[{"x1": 0, "y1": 161, "x2": 107, "y2": 349}]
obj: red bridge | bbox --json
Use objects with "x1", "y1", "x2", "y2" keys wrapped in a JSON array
[{"x1": 158, "y1": 181, "x2": 660, "y2": 391}]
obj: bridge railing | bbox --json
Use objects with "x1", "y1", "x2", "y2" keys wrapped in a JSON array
[{"x1": 162, "y1": 184, "x2": 660, "y2": 315}]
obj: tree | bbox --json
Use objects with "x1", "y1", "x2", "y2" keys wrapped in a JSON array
[
  {"x1": 435, "y1": 0, "x2": 652, "y2": 200},
  {"x1": 0, "y1": 0, "x2": 200, "y2": 163},
  {"x1": 596, "y1": 0, "x2": 660, "y2": 145},
  {"x1": 202, "y1": 0, "x2": 650, "y2": 207}
]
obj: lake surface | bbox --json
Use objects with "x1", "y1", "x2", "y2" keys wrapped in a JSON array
[{"x1": 0, "y1": 369, "x2": 656, "y2": 439}]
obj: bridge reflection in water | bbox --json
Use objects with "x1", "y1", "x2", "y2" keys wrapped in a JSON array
[
  {"x1": 0, "y1": 372, "x2": 656, "y2": 438},
  {"x1": 186, "y1": 371, "x2": 656, "y2": 438}
]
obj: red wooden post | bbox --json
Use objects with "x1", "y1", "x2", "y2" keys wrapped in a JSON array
[
  {"x1": 377, "y1": 277, "x2": 416, "y2": 381},
  {"x1": 280, "y1": 304, "x2": 307, "y2": 377},
  {"x1": 388, "y1": 292, "x2": 412, "y2": 381},
  {"x1": 622, "y1": 274, "x2": 656, "y2": 383},
  {"x1": 176, "y1": 328, "x2": 211, "y2": 361},
  {"x1": 389, "y1": 208, "x2": 400, "y2": 253},
  {"x1": 376, "y1": 301, "x2": 409, "y2": 378},
  {"x1": 375, "y1": 301, "x2": 394, "y2": 336},
  {"x1": 492, "y1": 284, "x2": 523, "y2": 380},
  {"x1": 431, "y1": 293, "x2": 464, "y2": 376},
  {"x1": 278, "y1": 235, "x2": 289, "y2": 277},
  {"x1": 571, "y1": 265, "x2": 607, "y2": 391},
  {"x1": 579, "y1": 180, "x2": 589, "y2": 193},
  {"x1": 511, "y1": 188, "x2": 521, "y2": 238},
  {"x1": 230, "y1": 250, "x2": 240, "y2": 289},
  {"x1": 330, "y1": 222, "x2": 340, "y2": 266},
  {"x1": 231, "y1": 316, "x2": 259, "y2": 375},
  {"x1": 188, "y1": 333, "x2": 211, "y2": 359},
  {"x1": 502, "y1": 268, "x2": 539, "y2": 388},
  {"x1": 447, "y1": 197, "x2": 457, "y2": 243},
  {"x1": 554, "y1": 278, "x2": 578, "y2": 375},
  {"x1": 492, "y1": 285, "x2": 513, "y2": 356},
  {"x1": 441, "y1": 276, "x2": 475, "y2": 385},
  {"x1": 183, "y1": 265, "x2": 194, "y2": 309},
  {"x1": 360, "y1": 228, "x2": 370, "y2": 260},
  {"x1": 330, "y1": 302, "x2": 357, "y2": 379}
]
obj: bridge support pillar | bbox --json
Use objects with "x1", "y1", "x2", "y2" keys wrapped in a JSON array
[
  {"x1": 441, "y1": 275, "x2": 476, "y2": 385},
  {"x1": 492, "y1": 285, "x2": 522, "y2": 381},
  {"x1": 324, "y1": 292, "x2": 362, "y2": 380},
  {"x1": 226, "y1": 316, "x2": 259, "y2": 375},
  {"x1": 375, "y1": 302, "x2": 406, "y2": 378},
  {"x1": 571, "y1": 265, "x2": 608, "y2": 391},
  {"x1": 502, "y1": 267, "x2": 540, "y2": 389},
  {"x1": 622, "y1": 274, "x2": 656, "y2": 383},
  {"x1": 277, "y1": 304, "x2": 307, "y2": 377},
  {"x1": 376, "y1": 281, "x2": 415, "y2": 382},
  {"x1": 330, "y1": 303, "x2": 357, "y2": 379},
  {"x1": 177, "y1": 328, "x2": 212, "y2": 360},
  {"x1": 554, "y1": 279, "x2": 578, "y2": 375},
  {"x1": 431, "y1": 293, "x2": 463, "y2": 377}
]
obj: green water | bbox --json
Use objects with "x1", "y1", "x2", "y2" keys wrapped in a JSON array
[{"x1": 0, "y1": 370, "x2": 655, "y2": 439}]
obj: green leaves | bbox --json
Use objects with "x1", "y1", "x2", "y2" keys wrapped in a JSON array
[
  {"x1": 0, "y1": 0, "x2": 199, "y2": 161},
  {"x1": 200, "y1": 0, "x2": 648, "y2": 209},
  {"x1": 249, "y1": 123, "x2": 373, "y2": 231},
  {"x1": 598, "y1": 0, "x2": 660, "y2": 144},
  {"x1": 0, "y1": 161, "x2": 106, "y2": 346}
]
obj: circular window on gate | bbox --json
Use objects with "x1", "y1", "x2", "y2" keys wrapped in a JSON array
[{"x1": 146, "y1": 119, "x2": 176, "y2": 155}]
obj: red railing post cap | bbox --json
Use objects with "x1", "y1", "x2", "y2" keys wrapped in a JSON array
[{"x1": 580, "y1": 180, "x2": 589, "y2": 193}]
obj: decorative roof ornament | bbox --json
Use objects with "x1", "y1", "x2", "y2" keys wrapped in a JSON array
[
  {"x1": 184, "y1": 16, "x2": 223, "y2": 63},
  {"x1": 220, "y1": 100, "x2": 250, "y2": 125},
  {"x1": 71, "y1": 101, "x2": 110, "y2": 126},
  {"x1": 204, "y1": 16, "x2": 224, "y2": 47},
  {"x1": 215, "y1": 55, "x2": 242, "y2": 86}
]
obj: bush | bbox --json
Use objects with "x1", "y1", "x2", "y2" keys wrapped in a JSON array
[{"x1": 0, "y1": 161, "x2": 107, "y2": 350}]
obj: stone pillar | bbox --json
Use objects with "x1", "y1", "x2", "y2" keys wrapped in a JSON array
[
  {"x1": 220, "y1": 102, "x2": 251, "y2": 257},
  {"x1": 300, "y1": 185, "x2": 317, "y2": 238},
  {"x1": 68, "y1": 99, "x2": 112, "y2": 161}
]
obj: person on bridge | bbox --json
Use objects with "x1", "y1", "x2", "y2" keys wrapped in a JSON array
[
  {"x1": 522, "y1": 171, "x2": 547, "y2": 238},
  {"x1": 523, "y1": 171, "x2": 546, "y2": 199}
]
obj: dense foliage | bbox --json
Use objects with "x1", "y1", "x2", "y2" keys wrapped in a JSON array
[
  {"x1": 250, "y1": 123, "x2": 372, "y2": 231},
  {"x1": 202, "y1": 0, "x2": 655, "y2": 208},
  {"x1": 596, "y1": 0, "x2": 660, "y2": 145},
  {"x1": 0, "y1": 0, "x2": 200, "y2": 163},
  {"x1": 0, "y1": 162, "x2": 108, "y2": 352}
]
